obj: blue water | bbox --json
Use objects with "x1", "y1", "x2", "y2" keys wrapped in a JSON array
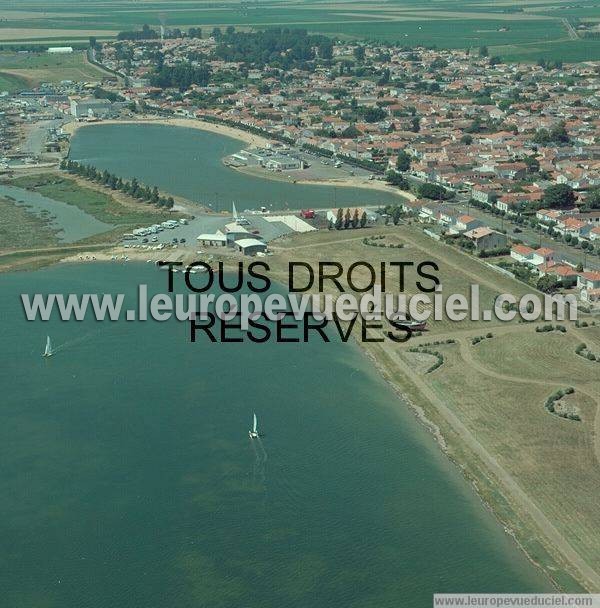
[
  {"x1": 0, "y1": 263, "x2": 551, "y2": 607},
  {"x1": 0, "y1": 184, "x2": 112, "y2": 243},
  {"x1": 69, "y1": 123, "x2": 405, "y2": 211}
]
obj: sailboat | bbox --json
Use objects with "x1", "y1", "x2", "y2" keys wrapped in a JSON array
[
  {"x1": 42, "y1": 335, "x2": 53, "y2": 358},
  {"x1": 249, "y1": 413, "x2": 259, "y2": 439}
]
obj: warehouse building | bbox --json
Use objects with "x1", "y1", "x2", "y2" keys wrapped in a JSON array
[
  {"x1": 70, "y1": 97, "x2": 112, "y2": 118},
  {"x1": 235, "y1": 238, "x2": 268, "y2": 256}
]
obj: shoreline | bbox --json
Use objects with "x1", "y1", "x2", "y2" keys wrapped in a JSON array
[
  {"x1": 63, "y1": 116, "x2": 416, "y2": 202},
  {"x1": 9, "y1": 121, "x2": 594, "y2": 590},
  {"x1": 0, "y1": 247, "x2": 592, "y2": 590},
  {"x1": 228, "y1": 162, "x2": 416, "y2": 201}
]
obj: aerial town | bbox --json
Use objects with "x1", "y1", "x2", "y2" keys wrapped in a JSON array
[
  {"x1": 3, "y1": 7, "x2": 600, "y2": 604},
  {"x1": 2, "y1": 28, "x2": 598, "y2": 306}
]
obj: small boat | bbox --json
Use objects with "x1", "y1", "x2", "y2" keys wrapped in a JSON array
[
  {"x1": 249, "y1": 413, "x2": 259, "y2": 439},
  {"x1": 390, "y1": 314, "x2": 427, "y2": 332},
  {"x1": 42, "y1": 335, "x2": 53, "y2": 358},
  {"x1": 402, "y1": 320, "x2": 427, "y2": 331}
]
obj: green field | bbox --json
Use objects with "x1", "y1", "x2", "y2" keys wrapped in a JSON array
[
  {"x1": 0, "y1": 51, "x2": 108, "y2": 85},
  {"x1": 9, "y1": 174, "x2": 176, "y2": 226},
  {"x1": 1, "y1": 0, "x2": 600, "y2": 62},
  {"x1": 0, "y1": 71, "x2": 28, "y2": 92}
]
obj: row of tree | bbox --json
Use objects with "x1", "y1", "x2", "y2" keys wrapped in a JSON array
[
  {"x1": 117, "y1": 24, "x2": 204, "y2": 42},
  {"x1": 59, "y1": 160, "x2": 175, "y2": 209},
  {"x1": 330, "y1": 208, "x2": 368, "y2": 230}
]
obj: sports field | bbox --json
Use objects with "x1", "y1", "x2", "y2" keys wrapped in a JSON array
[{"x1": 1, "y1": 0, "x2": 600, "y2": 62}]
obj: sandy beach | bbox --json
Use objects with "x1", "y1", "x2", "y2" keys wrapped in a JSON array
[{"x1": 63, "y1": 116, "x2": 271, "y2": 148}]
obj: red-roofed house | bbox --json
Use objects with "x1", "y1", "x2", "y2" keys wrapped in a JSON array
[
  {"x1": 463, "y1": 227, "x2": 507, "y2": 250},
  {"x1": 511, "y1": 244, "x2": 534, "y2": 263},
  {"x1": 578, "y1": 271, "x2": 600, "y2": 306},
  {"x1": 538, "y1": 264, "x2": 579, "y2": 287}
]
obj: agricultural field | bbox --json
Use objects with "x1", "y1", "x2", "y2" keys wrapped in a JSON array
[
  {"x1": 265, "y1": 225, "x2": 600, "y2": 591},
  {"x1": 1, "y1": 0, "x2": 600, "y2": 61},
  {"x1": 0, "y1": 51, "x2": 109, "y2": 85}
]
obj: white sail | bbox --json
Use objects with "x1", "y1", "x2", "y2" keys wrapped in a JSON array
[
  {"x1": 253, "y1": 413, "x2": 257, "y2": 434},
  {"x1": 232, "y1": 201, "x2": 238, "y2": 220},
  {"x1": 44, "y1": 336, "x2": 52, "y2": 357}
]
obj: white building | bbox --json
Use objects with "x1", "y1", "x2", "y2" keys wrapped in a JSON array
[
  {"x1": 48, "y1": 47, "x2": 73, "y2": 54},
  {"x1": 70, "y1": 97, "x2": 112, "y2": 118}
]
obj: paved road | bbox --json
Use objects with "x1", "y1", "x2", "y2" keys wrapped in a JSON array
[
  {"x1": 562, "y1": 18, "x2": 579, "y2": 40},
  {"x1": 450, "y1": 200, "x2": 599, "y2": 270},
  {"x1": 19, "y1": 118, "x2": 65, "y2": 157}
]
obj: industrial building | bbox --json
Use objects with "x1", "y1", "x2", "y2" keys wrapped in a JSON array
[
  {"x1": 235, "y1": 238, "x2": 268, "y2": 256},
  {"x1": 70, "y1": 97, "x2": 112, "y2": 118},
  {"x1": 197, "y1": 233, "x2": 227, "y2": 247},
  {"x1": 263, "y1": 155, "x2": 303, "y2": 171}
]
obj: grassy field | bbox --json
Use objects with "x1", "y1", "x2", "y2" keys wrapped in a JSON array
[
  {"x1": 0, "y1": 196, "x2": 59, "y2": 249},
  {"x1": 262, "y1": 225, "x2": 600, "y2": 591},
  {"x1": 0, "y1": 71, "x2": 29, "y2": 92},
  {"x1": 1, "y1": 0, "x2": 600, "y2": 62},
  {"x1": 0, "y1": 51, "x2": 108, "y2": 85},
  {"x1": 9, "y1": 173, "x2": 176, "y2": 227}
]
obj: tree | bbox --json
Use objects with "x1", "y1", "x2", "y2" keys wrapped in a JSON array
[
  {"x1": 385, "y1": 171, "x2": 409, "y2": 189},
  {"x1": 550, "y1": 121, "x2": 569, "y2": 143},
  {"x1": 543, "y1": 184, "x2": 575, "y2": 209},
  {"x1": 344, "y1": 208, "x2": 351, "y2": 229},
  {"x1": 353, "y1": 46, "x2": 365, "y2": 61},
  {"x1": 534, "y1": 121, "x2": 569, "y2": 145},
  {"x1": 537, "y1": 275, "x2": 560, "y2": 293},
  {"x1": 581, "y1": 189, "x2": 600, "y2": 211},
  {"x1": 522, "y1": 155, "x2": 540, "y2": 173},
  {"x1": 341, "y1": 124, "x2": 361, "y2": 138},
  {"x1": 479, "y1": 45, "x2": 489, "y2": 57},
  {"x1": 461, "y1": 134, "x2": 473, "y2": 145},
  {"x1": 410, "y1": 116, "x2": 420, "y2": 133},
  {"x1": 418, "y1": 183, "x2": 449, "y2": 201},
  {"x1": 360, "y1": 211, "x2": 367, "y2": 228},
  {"x1": 396, "y1": 150, "x2": 411, "y2": 172},
  {"x1": 334, "y1": 208, "x2": 343, "y2": 230},
  {"x1": 351, "y1": 208, "x2": 360, "y2": 228},
  {"x1": 360, "y1": 106, "x2": 387, "y2": 123},
  {"x1": 89, "y1": 37, "x2": 97, "y2": 49}
]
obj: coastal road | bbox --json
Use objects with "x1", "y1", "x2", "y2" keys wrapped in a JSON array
[
  {"x1": 375, "y1": 331, "x2": 600, "y2": 592},
  {"x1": 450, "y1": 200, "x2": 600, "y2": 271}
]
